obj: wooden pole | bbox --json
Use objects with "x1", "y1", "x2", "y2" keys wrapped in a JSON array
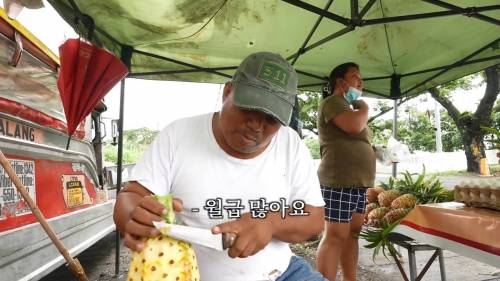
[{"x1": 0, "y1": 150, "x2": 89, "y2": 281}]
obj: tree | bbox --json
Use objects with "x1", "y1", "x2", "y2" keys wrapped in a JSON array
[
  {"x1": 368, "y1": 118, "x2": 393, "y2": 146},
  {"x1": 369, "y1": 108, "x2": 463, "y2": 152},
  {"x1": 104, "y1": 127, "x2": 159, "y2": 164},
  {"x1": 298, "y1": 91, "x2": 321, "y2": 136},
  {"x1": 304, "y1": 138, "x2": 320, "y2": 159},
  {"x1": 429, "y1": 66, "x2": 500, "y2": 173},
  {"x1": 440, "y1": 112, "x2": 463, "y2": 152}
]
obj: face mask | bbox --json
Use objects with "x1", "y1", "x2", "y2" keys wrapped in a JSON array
[{"x1": 344, "y1": 87, "x2": 362, "y2": 104}]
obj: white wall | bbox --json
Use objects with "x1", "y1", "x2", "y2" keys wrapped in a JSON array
[
  {"x1": 375, "y1": 149, "x2": 499, "y2": 174},
  {"x1": 312, "y1": 150, "x2": 499, "y2": 174}
]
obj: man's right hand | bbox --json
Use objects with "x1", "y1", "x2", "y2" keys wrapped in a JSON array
[
  {"x1": 113, "y1": 181, "x2": 182, "y2": 252},
  {"x1": 352, "y1": 99, "x2": 368, "y2": 111}
]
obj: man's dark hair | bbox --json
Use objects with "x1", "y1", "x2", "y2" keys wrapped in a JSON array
[{"x1": 322, "y1": 62, "x2": 359, "y2": 99}]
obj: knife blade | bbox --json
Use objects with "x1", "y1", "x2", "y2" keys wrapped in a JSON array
[{"x1": 153, "y1": 221, "x2": 236, "y2": 251}]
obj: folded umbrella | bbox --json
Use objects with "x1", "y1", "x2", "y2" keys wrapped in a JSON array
[{"x1": 57, "y1": 39, "x2": 128, "y2": 148}]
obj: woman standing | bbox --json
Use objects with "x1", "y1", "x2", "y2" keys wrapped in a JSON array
[{"x1": 315, "y1": 63, "x2": 375, "y2": 281}]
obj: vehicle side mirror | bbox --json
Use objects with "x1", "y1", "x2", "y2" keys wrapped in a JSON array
[{"x1": 111, "y1": 119, "x2": 118, "y2": 146}]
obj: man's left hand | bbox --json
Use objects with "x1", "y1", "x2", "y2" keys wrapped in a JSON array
[{"x1": 212, "y1": 212, "x2": 274, "y2": 258}]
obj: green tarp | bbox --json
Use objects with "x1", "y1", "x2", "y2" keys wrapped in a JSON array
[{"x1": 48, "y1": 0, "x2": 499, "y2": 99}]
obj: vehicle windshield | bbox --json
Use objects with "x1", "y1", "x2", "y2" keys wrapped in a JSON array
[{"x1": 0, "y1": 34, "x2": 65, "y2": 123}]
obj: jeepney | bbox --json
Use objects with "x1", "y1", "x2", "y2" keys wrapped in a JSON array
[{"x1": 0, "y1": 9, "x2": 114, "y2": 281}]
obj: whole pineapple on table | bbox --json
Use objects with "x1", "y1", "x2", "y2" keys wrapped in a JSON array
[
  {"x1": 361, "y1": 169, "x2": 453, "y2": 259},
  {"x1": 127, "y1": 195, "x2": 200, "y2": 281}
]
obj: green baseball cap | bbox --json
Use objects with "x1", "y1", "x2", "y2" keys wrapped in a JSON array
[{"x1": 232, "y1": 52, "x2": 298, "y2": 126}]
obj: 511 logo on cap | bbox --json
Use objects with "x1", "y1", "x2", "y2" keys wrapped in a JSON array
[{"x1": 257, "y1": 61, "x2": 290, "y2": 88}]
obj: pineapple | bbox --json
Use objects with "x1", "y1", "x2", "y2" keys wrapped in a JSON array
[
  {"x1": 391, "y1": 194, "x2": 417, "y2": 209},
  {"x1": 365, "y1": 202, "x2": 379, "y2": 214},
  {"x1": 383, "y1": 208, "x2": 411, "y2": 224},
  {"x1": 377, "y1": 190, "x2": 400, "y2": 207},
  {"x1": 373, "y1": 187, "x2": 385, "y2": 194},
  {"x1": 127, "y1": 195, "x2": 200, "y2": 281},
  {"x1": 364, "y1": 202, "x2": 379, "y2": 222},
  {"x1": 366, "y1": 188, "x2": 379, "y2": 204},
  {"x1": 367, "y1": 207, "x2": 390, "y2": 227}
]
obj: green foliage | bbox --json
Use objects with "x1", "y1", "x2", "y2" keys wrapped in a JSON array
[
  {"x1": 398, "y1": 109, "x2": 435, "y2": 152},
  {"x1": 304, "y1": 138, "x2": 320, "y2": 159},
  {"x1": 369, "y1": 110, "x2": 462, "y2": 152},
  {"x1": 297, "y1": 91, "x2": 321, "y2": 135},
  {"x1": 482, "y1": 126, "x2": 500, "y2": 148},
  {"x1": 379, "y1": 167, "x2": 454, "y2": 204},
  {"x1": 359, "y1": 220, "x2": 402, "y2": 261},
  {"x1": 492, "y1": 99, "x2": 500, "y2": 130},
  {"x1": 368, "y1": 119, "x2": 393, "y2": 146},
  {"x1": 104, "y1": 127, "x2": 159, "y2": 164},
  {"x1": 440, "y1": 113, "x2": 463, "y2": 151},
  {"x1": 438, "y1": 73, "x2": 482, "y2": 99},
  {"x1": 374, "y1": 100, "x2": 392, "y2": 113}
]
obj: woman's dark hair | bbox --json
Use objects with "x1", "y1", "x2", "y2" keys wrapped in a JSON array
[{"x1": 322, "y1": 62, "x2": 359, "y2": 99}]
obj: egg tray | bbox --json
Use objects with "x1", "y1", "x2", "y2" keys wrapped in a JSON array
[{"x1": 454, "y1": 179, "x2": 500, "y2": 211}]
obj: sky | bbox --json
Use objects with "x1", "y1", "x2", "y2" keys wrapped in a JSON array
[{"x1": 4, "y1": 1, "x2": 489, "y2": 132}]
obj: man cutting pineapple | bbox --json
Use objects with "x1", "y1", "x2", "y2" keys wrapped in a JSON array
[{"x1": 114, "y1": 52, "x2": 326, "y2": 281}]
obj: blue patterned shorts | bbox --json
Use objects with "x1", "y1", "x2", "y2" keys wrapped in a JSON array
[{"x1": 320, "y1": 186, "x2": 367, "y2": 223}]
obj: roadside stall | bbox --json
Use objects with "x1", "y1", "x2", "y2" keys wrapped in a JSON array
[
  {"x1": 361, "y1": 175, "x2": 499, "y2": 281},
  {"x1": 36, "y1": 0, "x2": 500, "y2": 279}
]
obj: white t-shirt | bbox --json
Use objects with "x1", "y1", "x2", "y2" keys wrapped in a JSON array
[{"x1": 130, "y1": 113, "x2": 324, "y2": 281}]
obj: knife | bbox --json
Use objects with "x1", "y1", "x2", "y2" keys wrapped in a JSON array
[{"x1": 153, "y1": 221, "x2": 236, "y2": 251}]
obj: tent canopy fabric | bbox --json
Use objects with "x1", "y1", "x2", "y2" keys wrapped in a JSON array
[{"x1": 48, "y1": 0, "x2": 500, "y2": 99}]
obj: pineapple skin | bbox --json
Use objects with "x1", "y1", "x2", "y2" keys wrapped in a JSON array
[
  {"x1": 365, "y1": 203, "x2": 379, "y2": 216},
  {"x1": 378, "y1": 190, "x2": 400, "y2": 207},
  {"x1": 364, "y1": 202, "x2": 380, "y2": 222},
  {"x1": 366, "y1": 188, "x2": 379, "y2": 204},
  {"x1": 127, "y1": 236, "x2": 200, "y2": 281},
  {"x1": 383, "y1": 208, "x2": 411, "y2": 224},
  {"x1": 367, "y1": 207, "x2": 390, "y2": 227},
  {"x1": 391, "y1": 194, "x2": 417, "y2": 209}
]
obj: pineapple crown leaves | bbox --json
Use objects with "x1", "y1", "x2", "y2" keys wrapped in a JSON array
[
  {"x1": 359, "y1": 220, "x2": 402, "y2": 262},
  {"x1": 380, "y1": 176, "x2": 396, "y2": 190},
  {"x1": 379, "y1": 165, "x2": 452, "y2": 204}
]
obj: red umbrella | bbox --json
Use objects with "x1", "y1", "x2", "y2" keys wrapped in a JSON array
[{"x1": 57, "y1": 39, "x2": 128, "y2": 145}]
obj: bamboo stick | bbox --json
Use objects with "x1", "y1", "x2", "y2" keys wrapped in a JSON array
[{"x1": 0, "y1": 150, "x2": 89, "y2": 281}]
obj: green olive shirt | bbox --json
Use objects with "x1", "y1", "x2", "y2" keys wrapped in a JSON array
[{"x1": 317, "y1": 95, "x2": 376, "y2": 188}]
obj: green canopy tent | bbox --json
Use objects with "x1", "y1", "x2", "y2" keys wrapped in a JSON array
[
  {"x1": 48, "y1": 0, "x2": 499, "y2": 97},
  {"x1": 46, "y1": 0, "x2": 500, "y2": 275}
]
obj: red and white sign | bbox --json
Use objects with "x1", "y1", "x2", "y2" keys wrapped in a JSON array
[{"x1": 0, "y1": 159, "x2": 35, "y2": 220}]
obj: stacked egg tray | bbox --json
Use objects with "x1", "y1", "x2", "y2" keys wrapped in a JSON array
[{"x1": 454, "y1": 179, "x2": 500, "y2": 211}]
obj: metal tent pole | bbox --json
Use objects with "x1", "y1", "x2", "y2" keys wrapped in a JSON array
[
  {"x1": 114, "y1": 77, "x2": 126, "y2": 276},
  {"x1": 114, "y1": 45, "x2": 132, "y2": 276},
  {"x1": 392, "y1": 99, "x2": 398, "y2": 177}
]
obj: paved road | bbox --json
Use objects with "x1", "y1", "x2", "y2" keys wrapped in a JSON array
[{"x1": 41, "y1": 232, "x2": 130, "y2": 281}]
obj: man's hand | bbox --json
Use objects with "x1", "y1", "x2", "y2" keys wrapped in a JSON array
[
  {"x1": 114, "y1": 182, "x2": 183, "y2": 252},
  {"x1": 352, "y1": 99, "x2": 368, "y2": 110},
  {"x1": 212, "y1": 213, "x2": 274, "y2": 259}
]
